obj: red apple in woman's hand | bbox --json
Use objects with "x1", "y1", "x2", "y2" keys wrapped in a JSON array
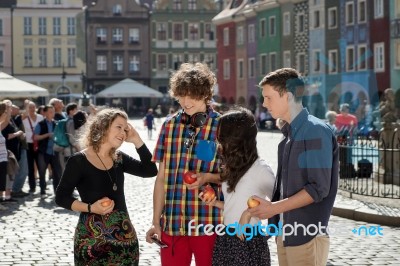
[
  {"x1": 247, "y1": 197, "x2": 260, "y2": 208},
  {"x1": 101, "y1": 197, "x2": 112, "y2": 207},
  {"x1": 183, "y1": 171, "x2": 197, "y2": 184},
  {"x1": 201, "y1": 185, "x2": 216, "y2": 201}
]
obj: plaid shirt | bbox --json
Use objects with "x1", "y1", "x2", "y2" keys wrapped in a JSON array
[{"x1": 152, "y1": 108, "x2": 222, "y2": 236}]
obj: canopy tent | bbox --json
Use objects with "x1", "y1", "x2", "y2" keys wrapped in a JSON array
[
  {"x1": 96, "y1": 78, "x2": 163, "y2": 98},
  {"x1": 0, "y1": 72, "x2": 49, "y2": 98}
]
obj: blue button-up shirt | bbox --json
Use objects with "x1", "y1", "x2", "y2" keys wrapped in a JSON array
[
  {"x1": 34, "y1": 119, "x2": 55, "y2": 155},
  {"x1": 269, "y1": 108, "x2": 339, "y2": 247}
]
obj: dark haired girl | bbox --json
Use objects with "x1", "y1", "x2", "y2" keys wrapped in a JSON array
[{"x1": 200, "y1": 107, "x2": 275, "y2": 266}]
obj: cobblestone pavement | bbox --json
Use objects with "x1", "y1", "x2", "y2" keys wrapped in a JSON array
[{"x1": 0, "y1": 118, "x2": 399, "y2": 266}]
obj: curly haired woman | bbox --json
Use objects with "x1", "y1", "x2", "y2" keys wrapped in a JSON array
[{"x1": 55, "y1": 108, "x2": 158, "y2": 265}]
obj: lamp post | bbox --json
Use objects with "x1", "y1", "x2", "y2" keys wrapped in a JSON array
[{"x1": 82, "y1": 1, "x2": 96, "y2": 96}]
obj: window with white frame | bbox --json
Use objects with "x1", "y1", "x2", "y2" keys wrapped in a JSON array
[
  {"x1": 328, "y1": 50, "x2": 338, "y2": 73},
  {"x1": 54, "y1": 0, "x2": 62, "y2": 4},
  {"x1": 67, "y1": 17, "x2": 75, "y2": 35},
  {"x1": 374, "y1": 42, "x2": 384, "y2": 72},
  {"x1": 346, "y1": 46, "x2": 355, "y2": 71},
  {"x1": 189, "y1": 23, "x2": 199, "y2": 41},
  {"x1": 297, "y1": 53, "x2": 305, "y2": 74},
  {"x1": 260, "y1": 19, "x2": 266, "y2": 38},
  {"x1": 358, "y1": 0, "x2": 367, "y2": 23},
  {"x1": 237, "y1": 26, "x2": 243, "y2": 45},
  {"x1": 260, "y1": 54, "x2": 267, "y2": 75},
  {"x1": 53, "y1": 48, "x2": 61, "y2": 67},
  {"x1": 346, "y1": 2, "x2": 354, "y2": 25},
  {"x1": 204, "y1": 53, "x2": 215, "y2": 69},
  {"x1": 269, "y1": 53, "x2": 277, "y2": 71},
  {"x1": 157, "y1": 54, "x2": 167, "y2": 71},
  {"x1": 396, "y1": 40, "x2": 400, "y2": 68},
  {"x1": 269, "y1": 16, "x2": 276, "y2": 36},
  {"x1": 188, "y1": 0, "x2": 197, "y2": 10},
  {"x1": 173, "y1": 54, "x2": 184, "y2": 70},
  {"x1": 53, "y1": 17, "x2": 61, "y2": 35},
  {"x1": 157, "y1": 23, "x2": 167, "y2": 41},
  {"x1": 297, "y1": 13, "x2": 305, "y2": 33},
  {"x1": 0, "y1": 20, "x2": 2, "y2": 36},
  {"x1": 358, "y1": 45, "x2": 367, "y2": 70},
  {"x1": 223, "y1": 59, "x2": 230, "y2": 80},
  {"x1": 283, "y1": 51, "x2": 291, "y2": 68},
  {"x1": 374, "y1": 0, "x2": 384, "y2": 18},
  {"x1": 96, "y1": 55, "x2": 107, "y2": 71},
  {"x1": 0, "y1": 50, "x2": 3, "y2": 67},
  {"x1": 113, "y1": 5, "x2": 122, "y2": 15},
  {"x1": 283, "y1": 13, "x2": 290, "y2": 36},
  {"x1": 188, "y1": 53, "x2": 199, "y2": 63},
  {"x1": 129, "y1": 55, "x2": 140, "y2": 72},
  {"x1": 205, "y1": 23, "x2": 215, "y2": 41},
  {"x1": 129, "y1": 28, "x2": 140, "y2": 43},
  {"x1": 39, "y1": 48, "x2": 47, "y2": 67},
  {"x1": 224, "y1": 27, "x2": 229, "y2": 46},
  {"x1": 67, "y1": 48, "x2": 76, "y2": 67},
  {"x1": 328, "y1": 7, "x2": 337, "y2": 29},
  {"x1": 238, "y1": 59, "x2": 244, "y2": 79},
  {"x1": 248, "y1": 58, "x2": 255, "y2": 78},
  {"x1": 313, "y1": 10, "x2": 320, "y2": 28},
  {"x1": 24, "y1": 17, "x2": 32, "y2": 35},
  {"x1": 112, "y1": 28, "x2": 123, "y2": 43},
  {"x1": 24, "y1": 48, "x2": 32, "y2": 67},
  {"x1": 39, "y1": 17, "x2": 47, "y2": 35},
  {"x1": 96, "y1": 28, "x2": 107, "y2": 43},
  {"x1": 173, "y1": 24, "x2": 183, "y2": 41},
  {"x1": 173, "y1": 0, "x2": 182, "y2": 10},
  {"x1": 113, "y1": 55, "x2": 123, "y2": 72},
  {"x1": 248, "y1": 24, "x2": 255, "y2": 43},
  {"x1": 313, "y1": 50, "x2": 321, "y2": 72}
]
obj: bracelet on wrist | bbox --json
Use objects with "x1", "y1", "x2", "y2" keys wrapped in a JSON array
[{"x1": 87, "y1": 203, "x2": 91, "y2": 213}]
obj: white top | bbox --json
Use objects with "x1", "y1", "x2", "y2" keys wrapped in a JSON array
[
  {"x1": 0, "y1": 132, "x2": 7, "y2": 162},
  {"x1": 22, "y1": 114, "x2": 44, "y2": 143},
  {"x1": 222, "y1": 158, "x2": 276, "y2": 225}
]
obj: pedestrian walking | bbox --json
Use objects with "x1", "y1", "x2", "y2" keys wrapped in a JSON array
[
  {"x1": 200, "y1": 107, "x2": 275, "y2": 266},
  {"x1": 144, "y1": 108, "x2": 156, "y2": 140},
  {"x1": 55, "y1": 108, "x2": 157, "y2": 265},
  {"x1": 145, "y1": 62, "x2": 222, "y2": 266},
  {"x1": 249, "y1": 68, "x2": 339, "y2": 266},
  {"x1": 34, "y1": 105, "x2": 62, "y2": 199}
]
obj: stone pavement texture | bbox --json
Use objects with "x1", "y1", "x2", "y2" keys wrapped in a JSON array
[{"x1": 0, "y1": 118, "x2": 399, "y2": 266}]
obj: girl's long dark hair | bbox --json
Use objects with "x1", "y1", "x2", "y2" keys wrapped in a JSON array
[{"x1": 217, "y1": 107, "x2": 258, "y2": 192}]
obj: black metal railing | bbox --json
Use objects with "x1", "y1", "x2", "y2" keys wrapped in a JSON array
[{"x1": 338, "y1": 128, "x2": 400, "y2": 199}]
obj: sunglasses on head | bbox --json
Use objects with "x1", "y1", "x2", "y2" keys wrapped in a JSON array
[{"x1": 184, "y1": 126, "x2": 196, "y2": 149}]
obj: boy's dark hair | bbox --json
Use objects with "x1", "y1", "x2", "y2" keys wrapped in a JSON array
[
  {"x1": 169, "y1": 62, "x2": 216, "y2": 103},
  {"x1": 66, "y1": 103, "x2": 78, "y2": 116},
  {"x1": 217, "y1": 107, "x2": 258, "y2": 193},
  {"x1": 43, "y1": 105, "x2": 54, "y2": 112},
  {"x1": 259, "y1": 68, "x2": 305, "y2": 102}
]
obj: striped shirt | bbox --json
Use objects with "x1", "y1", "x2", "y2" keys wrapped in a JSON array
[{"x1": 153, "y1": 108, "x2": 222, "y2": 236}]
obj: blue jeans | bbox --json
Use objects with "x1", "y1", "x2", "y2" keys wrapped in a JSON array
[{"x1": 12, "y1": 149, "x2": 28, "y2": 192}]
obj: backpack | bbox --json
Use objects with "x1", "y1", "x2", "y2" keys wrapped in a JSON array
[{"x1": 53, "y1": 118, "x2": 70, "y2": 147}]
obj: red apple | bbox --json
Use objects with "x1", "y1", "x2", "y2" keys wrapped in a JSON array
[
  {"x1": 183, "y1": 171, "x2": 197, "y2": 184},
  {"x1": 201, "y1": 185, "x2": 216, "y2": 201},
  {"x1": 247, "y1": 197, "x2": 260, "y2": 208},
  {"x1": 101, "y1": 197, "x2": 112, "y2": 207}
]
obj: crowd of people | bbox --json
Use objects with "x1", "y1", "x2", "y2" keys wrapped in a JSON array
[{"x1": 1, "y1": 64, "x2": 341, "y2": 266}]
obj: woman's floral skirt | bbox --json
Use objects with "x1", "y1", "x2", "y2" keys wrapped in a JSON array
[{"x1": 74, "y1": 210, "x2": 139, "y2": 266}]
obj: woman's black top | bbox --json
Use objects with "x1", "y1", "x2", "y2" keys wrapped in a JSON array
[{"x1": 55, "y1": 144, "x2": 158, "y2": 212}]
